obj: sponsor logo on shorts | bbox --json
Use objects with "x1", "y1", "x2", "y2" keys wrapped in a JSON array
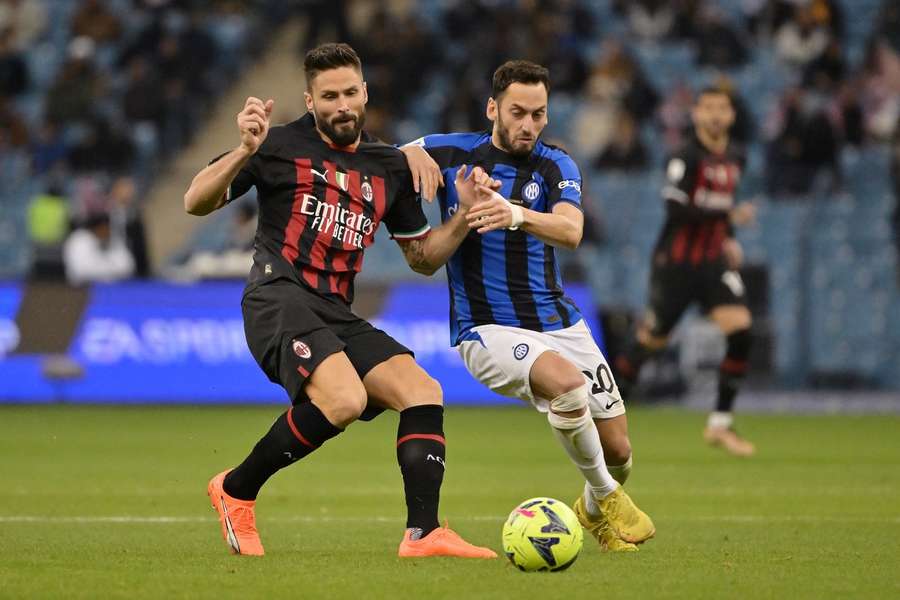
[
  {"x1": 523, "y1": 181, "x2": 541, "y2": 201},
  {"x1": 513, "y1": 343, "x2": 529, "y2": 360},
  {"x1": 292, "y1": 338, "x2": 312, "y2": 360}
]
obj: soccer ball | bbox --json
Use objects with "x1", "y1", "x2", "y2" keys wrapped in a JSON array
[{"x1": 502, "y1": 497, "x2": 583, "y2": 572}]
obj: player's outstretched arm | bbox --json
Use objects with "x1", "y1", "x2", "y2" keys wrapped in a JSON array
[
  {"x1": 184, "y1": 97, "x2": 273, "y2": 216},
  {"x1": 398, "y1": 166, "x2": 496, "y2": 275}
]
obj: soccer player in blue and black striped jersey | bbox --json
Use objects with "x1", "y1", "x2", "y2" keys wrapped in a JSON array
[{"x1": 399, "y1": 60, "x2": 655, "y2": 551}]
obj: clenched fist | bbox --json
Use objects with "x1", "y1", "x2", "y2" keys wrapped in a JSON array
[{"x1": 238, "y1": 96, "x2": 274, "y2": 155}]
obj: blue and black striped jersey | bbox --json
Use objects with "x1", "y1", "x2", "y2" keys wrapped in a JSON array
[{"x1": 412, "y1": 132, "x2": 584, "y2": 345}]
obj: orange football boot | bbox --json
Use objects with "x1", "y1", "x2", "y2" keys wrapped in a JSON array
[
  {"x1": 398, "y1": 522, "x2": 497, "y2": 558},
  {"x1": 207, "y1": 470, "x2": 265, "y2": 556}
]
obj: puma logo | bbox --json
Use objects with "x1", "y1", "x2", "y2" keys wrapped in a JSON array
[
  {"x1": 312, "y1": 168, "x2": 329, "y2": 182},
  {"x1": 426, "y1": 454, "x2": 446, "y2": 468}
]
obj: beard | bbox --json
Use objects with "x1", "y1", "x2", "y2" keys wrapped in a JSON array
[
  {"x1": 496, "y1": 115, "x2": 537, "y2": 158},
  {"x1": 316, "y1": 110, "x2": 366, "y2": 147}
]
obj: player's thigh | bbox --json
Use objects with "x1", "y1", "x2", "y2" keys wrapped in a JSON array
[
  {"x1": 339, "y1": 319, "x2": 430, "y2": 418},
  {"x1": 457, "y1": 325, "x2": 553, "y2": 405},
  {"x1": 362, "y1": 353, "x2": 442, "y2": 412},
  {"x1": 529, "y1": 350, "x2": 588, "y2": 402},
  {"x1": 644, "y1": 264, "x2": 694, "y2": 341},
  {"x1": 242, "y1": 281, "x2": 349, "y2": 405},
  {"x1": 546, "y1": 320, "x2": 626, "y2": 420}
]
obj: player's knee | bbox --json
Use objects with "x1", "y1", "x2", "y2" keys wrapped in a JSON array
[
  {"x1": 403, "y1": 375, "x2": 444, "y2": 409},
  {"x1": 548, "y1": 385, "x2": 588, "y2": 418},
  {"x1": 313, "y1": 381, "x2": 367, "y2": 425}
]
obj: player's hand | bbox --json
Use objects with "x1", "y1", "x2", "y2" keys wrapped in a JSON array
[
  {"x1": 401, "y1": 144, "x2": 444, "y2": 202},
  {"x1": 723, "y1": 237, "x2": 744, "y2": 270},
  {"x1": 238, "y1": 97, "x2": 274, "y2": 155},
  {"x1": 454, "y1": 166, "x2": 498, "y2": 215},
  {"x1": 729, "y1": 202, "x2": 756, "y2": 227},
  {"x1": 466, "y1": 188, "x2": 517, "y2": 234}
]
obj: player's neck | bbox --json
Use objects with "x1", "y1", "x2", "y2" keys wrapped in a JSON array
[{"x1": 696, "y1": 130, "x2": 728, "y2": 154}]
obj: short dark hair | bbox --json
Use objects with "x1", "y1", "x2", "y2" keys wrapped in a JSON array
[
  {"x1": 491, "y1": 60, "x2": 550, "y2": 100},
  {"x1": 696, "y1": 86, "x2": 733, "y2": 105},
  {"x1": 304, "y1": 43, "x2": 362, "y2": 87}
]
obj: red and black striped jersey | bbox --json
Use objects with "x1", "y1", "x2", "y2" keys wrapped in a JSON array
[
  {"x1": 654, "y1": 135, "x2": 746, "y2": 266},
  {"x1": 214, "y1": 113, "x2": 430, "y2": 304}
]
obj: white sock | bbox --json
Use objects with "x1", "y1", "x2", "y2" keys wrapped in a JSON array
[
  {"x1": 607, "y1": 454, "x2": 633, "y2": 485},
  {"x1": 547, "y1": 407, "x2": 618, "y2": 502},
  {"x1": 707, "y1": 411, "x2": 734, "y2": 430}
]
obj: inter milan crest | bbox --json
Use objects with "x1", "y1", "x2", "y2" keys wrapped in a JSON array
[
  {"x1": 513, "y1": 343, "x2": 529, "y2": 360},
  {"x1": 523, "y1": 181, "x2": 540, "y2": 201},
  {"x1": 292, "y1": 338, "x2": 312, "y2": 359},
  {"x1": 361, "y1": 181, "x2": 374, "y2": 202}
]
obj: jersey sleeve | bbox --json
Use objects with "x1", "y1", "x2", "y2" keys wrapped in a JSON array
[
  {"x1": 383, "y1": 160, "x2": 431, "y2": 241},
  {"x1": 208, "y1": 151, "x2": 260, "y2": 204},
  {"x1": 661, "y1": 149, "x2": 699, "y2": 205},
  {"x1": 404, "y1": 134, "x2": 459, "y2": 169},
  {"x1": 545, "y1": 152, "x2": 583, "y2": 211}
]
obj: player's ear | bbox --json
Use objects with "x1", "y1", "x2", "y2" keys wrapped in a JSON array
[
  {"x1": 486, "y1": 97, "x2": 497, "y2": 122},
  {"x1": 304, "y1": 91, "x2": 313, "y2": 113},
  {"x1": 362, "y1": 81, "x2": 368, "y2": 105}
]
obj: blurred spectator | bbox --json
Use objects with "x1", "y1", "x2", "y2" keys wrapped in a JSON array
[
  {"x1": 44, "y1": 38, "x2": 105, "y2": 125},
  {"x1": 122, "y1": 56, "x2": 165, "y2": 131},
  {"x1": 621, "y1": 0, "x2": 675, "y2": 42},
  {"x1": 0, "y1": 26, "x2": 27, "y2": 96},
  {"x1": 70, "y1": 0, "x2": 122, "y2": 45},
  {"x1": 594, "y1": 111, "x2": 649, "y2": 172},
  {"x1": 877, "y1": 0, "x2": 900, "y2": 54},
  {"x1": 27, "y1": 183, "x2": 68, "y2": 280},
  {"x1": 439, "y1": 75, "x2": 487, "y2": 134},
  {"x1": 774, "y1": 3, "x2": 831, "y2": 68},
  {"x1": 68, "y1": 117, "x2": 135, "y2": 174},
  {"x1": 694, "y1": 5, "x2": 749, "y2": 69},
  {"x1": 859, "y1": 40, "x2": 900, "y2": 141},
  {"x1": 0, "y1": 93, "x2": 26, "y2": 148},
  {"x1": 0, "y1": 0, "x2": 47, "y2": 49},
  {"x1": 108, "y1": 176, "x2": 150, "y2": 278},
  {"x1": 178, "y1": 201, "x2": 257, "y2": 280},
  {"x1": 29, "y1": 120, "x2": 67, "y2": 174},
  {"x1": 296, "y1": 0, "x2": 350, "y2": 48},
  {"x1": 765, "y1": 86, "x2": 841, "y2": 195},
  {"x1": 63, "y1": 213, "x2": 135, "y2": 285}
]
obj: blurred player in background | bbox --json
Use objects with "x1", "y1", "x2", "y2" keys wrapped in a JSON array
[
  {"x1": 184, "y1": 43, "x2": 495, "y2": 559},
  {"x1": 615, "y1": 87, "x2": 757, "y2": 457},
  {"x1": 401, "y1": 60, "x2": 655, "y2": 552}
]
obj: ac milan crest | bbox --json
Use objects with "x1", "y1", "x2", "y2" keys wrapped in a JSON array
[{"x1": 292, "y1": 338, "x2": 312, "y2": 359}]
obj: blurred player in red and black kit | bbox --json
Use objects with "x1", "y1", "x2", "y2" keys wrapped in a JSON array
[
  {"x1": 615, "y1": 87, "x2": 758, "y2": 456},
  {"x1": 184, "y1": 43, "x2": 495, "y2": 558}
]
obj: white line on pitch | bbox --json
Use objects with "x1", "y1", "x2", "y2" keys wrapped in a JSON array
[{"x1": 0, "y1": 515, "x2": 898, "y2": 524}]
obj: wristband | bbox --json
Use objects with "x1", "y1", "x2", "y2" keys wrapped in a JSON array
[{"x1": 492, "y1": 191, "x2": 524, "y2": 230}]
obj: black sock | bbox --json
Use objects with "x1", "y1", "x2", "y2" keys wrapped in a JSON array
[
  {"x1": 717, "y1": 329, "x2": 752, "y2": 413},
  {"x1": 224, "y1": 403, "x2": 342, "y2": 501},
  {"x1": 396, "y1": 404, "x2": 445, "y2": 536}
]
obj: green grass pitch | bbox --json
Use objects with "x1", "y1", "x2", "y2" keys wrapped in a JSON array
[{"x1": 1, "y1": 405, "x2": 898, "y2": 599}]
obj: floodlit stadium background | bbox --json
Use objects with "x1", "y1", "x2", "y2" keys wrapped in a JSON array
[{"x1": 1, "y1": 0, "x2": 898, "y2": 406}]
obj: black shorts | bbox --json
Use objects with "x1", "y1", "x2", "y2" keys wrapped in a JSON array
[
  {"x1": 241, "y1": 278, "x2": 412, "y2": 411},
  {"x1": 646, "y1": 257, "x2": 747, "y2": 337}
]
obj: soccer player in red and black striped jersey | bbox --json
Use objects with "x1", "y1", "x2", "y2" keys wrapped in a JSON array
[
  {"x1": 184, "y1": 43, "x2": 495, "y2": 559},
  {"x1": 615, "y1": 87, "x2": 758, "y2": 456}
]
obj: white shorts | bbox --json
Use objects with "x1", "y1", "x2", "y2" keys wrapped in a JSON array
[{"x1": 457, "y1": 320, "x2": 626, "y2": 419}]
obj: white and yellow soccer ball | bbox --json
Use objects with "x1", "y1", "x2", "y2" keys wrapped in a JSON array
[{"x1": 502, "y1": 497, "x2": 584, "y2": 572}]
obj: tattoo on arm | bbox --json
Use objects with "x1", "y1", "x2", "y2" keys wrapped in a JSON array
[{"x1": 399, "y1": 238, "x2": 432, "y2": 274}]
